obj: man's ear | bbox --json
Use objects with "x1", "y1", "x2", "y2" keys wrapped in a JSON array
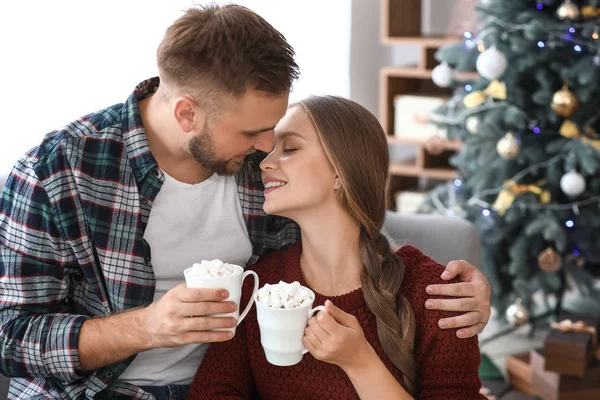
[{"x1": 172, "y1": 96, "x2": 207, "y2": 134}]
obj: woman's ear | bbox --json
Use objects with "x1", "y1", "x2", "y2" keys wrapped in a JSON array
[
  {"x1": 172, "y1": 96, "x2": 207, "y2": 134},
  {"x1": 333, "y1": 177, "x2": 341, "y2": 191}
]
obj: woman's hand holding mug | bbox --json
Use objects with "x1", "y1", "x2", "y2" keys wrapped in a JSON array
[{"x1": 302, "y1": 300, "x2": 375, "y2": 371}]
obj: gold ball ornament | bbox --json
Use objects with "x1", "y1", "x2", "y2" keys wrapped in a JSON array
[
  {"x1": 496, "y1": 132, "x2": 520, "y2": 159},
  {"x1": 551, "y1": 86, "x2": 579, "y2": 118},
  {"x1": 557, "y1": 0, "x2": 581, "y2": 20},
  {"x1": 505, "y1": 298, "x2": 529, "y2": 326},
  {"x1": 538, "y1": 247, "x2": 563, "y2": 272}
]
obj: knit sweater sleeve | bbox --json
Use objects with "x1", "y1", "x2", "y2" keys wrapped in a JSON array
[
  {"x1": 398, "y1": 246, "x2": 486, "y2": 400},
  {"x1": 187, "y1": 276, "x2": 257, "y2": 399}
]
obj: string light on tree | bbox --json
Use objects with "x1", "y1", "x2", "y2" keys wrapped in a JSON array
[
  {"x1": 496, "y1": 132, "x2": 520, "y2": 159},
  {"x1": 557, "y1": 0, "x2": 580, "y2": 20},
  {"x1": 560, "y1": 170, "x2": 586, "y2": 197},
  {"x1": 476, "y1": 46, "x2": 508, "y2": 80},
  {"x1": 432, "y1": 62, "x2": 454, "y2": 88}
]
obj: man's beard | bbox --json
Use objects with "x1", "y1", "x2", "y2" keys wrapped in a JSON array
[{"x1": 189, "y1": 125, "x2": 248, "y2": 176}]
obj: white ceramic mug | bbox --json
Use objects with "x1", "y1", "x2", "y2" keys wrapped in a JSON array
[
  {"x1": 184, "y1": 264, "x2": 259, "y2": 334},
  {"x1": 254, "y1": 286, "x2": 326, "y2": 366}
]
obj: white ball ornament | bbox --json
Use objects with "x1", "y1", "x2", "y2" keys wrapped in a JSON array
[
  {"x1": 466, "y1": 116, "x2": 480, "y2": 134},
  {"x1": 432, "y1": 62, "x2": 454, "y2": 88},
  {"x1": 560, "y1": 170, "x2": 586, "y2": 197},
  {"x1": 476, "y1": 46, "x2": 508, "y2": 80}
]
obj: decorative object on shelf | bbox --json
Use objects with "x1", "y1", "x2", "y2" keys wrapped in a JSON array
[
  {"x1": 496, "y1": 132, "x2": 520, "y2": 160},
  {"x1": 424, "y1": 136, "x2": 447, "y2": 155},
  {"x1": 505, "y1": 298, "x2": 529, "y2": 326},
  {"x1": 551, "y1": 84, "x2": 579, "y2": 118},
  {"x1": 560, "y1": 170, "x2": 586, "y2": 197},
  {"x1": 492, "y1": 180, "x2": 551, "y2": 216},
  {"x1": 395, "y1": 191, "x2": 428, "y2": 214},
  {"x1": 432, "y1": 62, "x2": 454, "y2": 88},
  {"x1": 543, "y1": 311, "x2": 600, "y2": 378},
  {"x1": 421, "y1": 0, "x2": 479, "y2": 36},
  {"x1": 393, "y1": 95, "x2": 446, "y2": 138},
  {"x1": 476, "y1": 46, "x2": 508, "y2": 80},
  {"x1": 463, "y1": 80, "x2": 506, "y2": 108},
  {"x1": 531, "y1": 349, "x2": 600, "y2": 400},
  {"x1": 537, "y1": 247, "x2": 562, "y2": 272},
  {"x1": 466, "y1": 115, "x2": 480, "y2": 134},
  {"x1": 557, "y1": 0, "x2": 580, "y2": 21}
]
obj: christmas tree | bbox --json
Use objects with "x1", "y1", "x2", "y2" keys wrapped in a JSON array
[{"x1": 421, "y1": 0, "x2": 600, "y2": 324}]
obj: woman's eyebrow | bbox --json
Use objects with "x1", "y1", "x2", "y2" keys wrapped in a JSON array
[{"x1": 276, "y1": 131, "x2": 306, "y2": 140}]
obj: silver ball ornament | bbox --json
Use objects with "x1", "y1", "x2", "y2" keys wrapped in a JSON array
[
  {"x1": 496, "y1": 132, "x2": 520, "y2": 159},
  {"x1": 557, "y1": 1, "x2": 580, "y2": 20},
  {"x1": 505, "y1": 298, "x2": 529, "y2": 326}
]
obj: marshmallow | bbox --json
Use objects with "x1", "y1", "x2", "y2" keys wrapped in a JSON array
[
  {"x1": 257, "y1": 281, "x2": 313, "y2": 309},
  {"x1": 188, "y1": 259, "x2": 236, "y2": 278}
]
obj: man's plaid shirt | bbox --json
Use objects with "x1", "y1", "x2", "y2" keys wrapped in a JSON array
[{"x1": 0, "y1": 78, "x2": 300, "y2": 399}]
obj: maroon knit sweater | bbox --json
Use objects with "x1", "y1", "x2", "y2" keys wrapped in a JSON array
[{"x1": 189, "y1": 243, "x2": 485, "y2": 399}]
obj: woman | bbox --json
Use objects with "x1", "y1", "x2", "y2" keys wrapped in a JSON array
[{"x1": 188, "y1": 96, "x2": 486, "y2": 399}]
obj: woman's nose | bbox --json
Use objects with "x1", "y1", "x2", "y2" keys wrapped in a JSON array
[{"x1": 259, "y1": 152, "x2": 275, "y2": 171}]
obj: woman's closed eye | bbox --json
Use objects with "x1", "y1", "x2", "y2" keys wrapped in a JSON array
[{"x1": 283, "y1": 148, "x2": 297, "y2": 153}]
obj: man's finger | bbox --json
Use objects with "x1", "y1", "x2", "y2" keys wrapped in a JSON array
[
  {"x1": 438, "y1": 311, "x2": 482, "y2": 330},
  {"x1": 425, "y1": 297, "x2": 478, "y2": 312},
  {"x1": 457, "y1": 323, "x2": 486, "y2": 339},
  {"x1": 184, "y1": 316, "x2": 238, "y2": 332},
  {"x1": 426, "y1": 282, "x2": 478, "y2": 297},
  {"x1": 179, "y1": 300, "x2": 237, "y2": 317},
  {"x1": 442, "y1": 260, "x2": 476, "y2": 281},
  {"x1": 182, "y1": 330, "x2": 234, "y2": 344},
  {"x1": 178, "y1": 285, "x2": 230, "y2": 302}
]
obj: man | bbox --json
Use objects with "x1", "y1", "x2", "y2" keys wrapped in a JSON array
[{"x1": 0, "y1": 4, "x2": 491, "y2": 399}]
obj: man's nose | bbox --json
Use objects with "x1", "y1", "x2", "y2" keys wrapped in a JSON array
[{"x1": 254, "y1": 130, "x2": 275, "y2": 153}]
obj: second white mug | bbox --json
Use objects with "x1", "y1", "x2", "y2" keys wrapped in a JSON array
[{"x1": 255, "y1": 286, "x2": 326, "y2": 366}]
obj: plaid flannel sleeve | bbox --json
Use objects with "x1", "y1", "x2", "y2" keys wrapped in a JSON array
[{"x1": 0, "y1": 156, "x2": 88, "y2": 382}]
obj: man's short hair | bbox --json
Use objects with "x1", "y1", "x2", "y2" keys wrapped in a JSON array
[{"x1": 157, "y1": 3, "x2": 299, "y2": 105}]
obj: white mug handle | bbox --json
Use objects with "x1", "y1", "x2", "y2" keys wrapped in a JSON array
[
  {"x1": 237, "y1": 270, "x2": 259, "y2": 325},
  {"x1": 302, "y1": 305, "x2": 327, "y2": 355}
]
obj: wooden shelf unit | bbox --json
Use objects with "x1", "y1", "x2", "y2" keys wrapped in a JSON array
[{"x1": 380, "y1": 0, "x2": 477, "y2": 210}]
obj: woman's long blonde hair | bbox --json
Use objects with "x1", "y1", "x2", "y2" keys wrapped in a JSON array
[{"x1": 297, "y1": 96, "x2": 417, "y2": 395}]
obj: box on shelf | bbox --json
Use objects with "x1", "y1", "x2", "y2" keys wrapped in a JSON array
[
  {"x1": 505, "y1": 352, "x2": 535, "y2": 396},
  {"x1": 393, "y1": 95, "x2": 445, "y2": 139},
  {"x1": 531, "y1": 349, "x2": 600, "y2": 400},
  {"x1": 395, "y1": 191, "x2": 428, "y2": 214},
  {"x1": 421, "y1": 0, "x2": 478, "y2": 36},
  {"x1": 543, "y1": 311, "x2": 600, "y2": 378}
]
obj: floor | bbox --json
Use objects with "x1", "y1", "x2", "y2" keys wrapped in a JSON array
[{"x1": 479, "y1": 308, "x2": 548, "y2": 377}]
